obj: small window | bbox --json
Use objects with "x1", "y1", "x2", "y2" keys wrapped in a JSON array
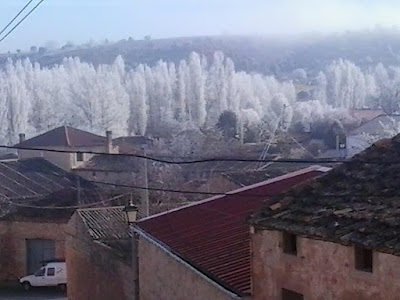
[
  {"x1": 35, "y1": 268, "x2": 45, "y2": 277},
  {"x1": 283, "y1": 232, "x2": 297, "y2": 255},
  {"x1": 47, "y1": 267, "x2": 55, "y2": 276},
  {"x1": 76, "y1": 152, "x2": 84, "y2": 162},
  {"x1": 355, "y1": 246, "x2": 373, "y2": 272},
  {"x1": 282, "y1": 288, "x2": 304, "y2": 300}
]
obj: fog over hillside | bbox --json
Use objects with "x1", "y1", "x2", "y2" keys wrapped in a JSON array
[{"x1": 3, "y1": 28, "x2": 400, "y2": 76}]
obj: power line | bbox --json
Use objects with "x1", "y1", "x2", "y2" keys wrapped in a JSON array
[
  {"x1": 1, "y1": 169, "x2": 400, "y2": 210},
  {"x1": 0, "y1": 0, "x2": 46, "y2": 44},
  {"x1": 0, "y1": 144, "x2": 345, "y2": 164},
  {"x1": 7, "y1": 173, "x2": 400, "y2": 209},
  {"x1": 89, "y1": 179, "x2": 252, "y2": 196},
  {"x1": 84, "y1": 179, "x2": 400, "y2": 200},
  {"x1": 0, "y1": 193, "x2": 129, "y2": 210},
  {"x1": 0, "y1": 0, "x2": 36, "y2": 38},
  {"x1": 3, "y1": 175, "x2": 400, "y2": 210}
]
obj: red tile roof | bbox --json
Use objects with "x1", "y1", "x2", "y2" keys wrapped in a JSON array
[
  {"x1": 15, "y1": 126, "x2": 107, "y2": 148},
  {"x1": 136, "y1": 165, "x2": 330, "y2": 297}
]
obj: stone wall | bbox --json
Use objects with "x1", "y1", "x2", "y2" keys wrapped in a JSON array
[
  {"x1": 66, "y1": 213, "x2": 134, "y2": 300},
  {"x1": 251, "y1": 228, "x2": 400, "y2": 300},
  {"x1": 0, "y1": 221, "x2": 66, "y2": 281},
  {"x1": 138, "y1": 236, "x2": 236, "y2": 300}
]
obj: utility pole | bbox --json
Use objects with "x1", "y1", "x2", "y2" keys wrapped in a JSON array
[
  {"x1": 239, "y1": 118, "x2": 244, "y2": 144},
  {"x1": 141, "y1": 146, "x2": 149, "y2": 217},
  {"x1": 76, "y1": 175, "x2": 81, "y2": 205}
]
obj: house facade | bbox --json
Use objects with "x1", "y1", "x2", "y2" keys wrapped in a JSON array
[
  {"x1": 0, "y1": 157, "x2": 119, "y2": 283},
  {"x1": 135, "y1": 166, "x2": 329, "y2": 300},
  {"x1": 66, "y1": 207, "x2": 135, "y2": 300},
  {"x1": 16, "y1": 126, "x2": 119, "y2": 171},
  {"x1": 0, "y1": 220, "x2": 66, "y2": 281},
  {"x1": 251, "y1": 230, "x2": 400, "y2": 300},
  {"x1": 249, "y1": 135, "x2": 400, "y2": 300}
]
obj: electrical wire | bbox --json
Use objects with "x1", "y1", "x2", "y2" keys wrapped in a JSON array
[
  {"x1": 0, "y1": 0, "x2": 46, "y2": 44},
  {"x1": 0, "y1": 144, "x2": 345, "y2": 164},
  {"x1": 0, "y1": 0, "x2": 36, "y2": 38},
  {"x1": 0, "y1": 193, "x2": 129, "y2": 210},
  {"x1": 2, "y1": 174, "x2": 400, "y2": 210}
]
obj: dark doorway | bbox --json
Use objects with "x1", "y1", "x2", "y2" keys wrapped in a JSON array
[{"x1": 26, "y1": 239, "x2": 55, "y2": 275}]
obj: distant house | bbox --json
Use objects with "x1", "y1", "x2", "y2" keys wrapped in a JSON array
[
  {"x1": 66, "y1": 206, "x2": 135, "y2": 300},
  {"x1": 0, "y1": 158, "x2": 116, "y2": 283},
  {"x1": 248, "y1": 135, "x2": 400, "y2": 300},
  {"x1": 113, "y1": 136, "x2": 153, "y2": 154},
  {"x1": 15, "y1": 126, "x2": 118, "y2": 171},
  {"x1": 73, "y1": 155, "x2": 140, "y2": 185},
  {"x1": 346, "y1": 114, "x2": 400, "y2": 157},
  {"x1": 134, "y1": 166, "x2": 329, "y2": 300},
  {"x1": 350, "y1": 108, "x2": 385, "y2": 124}
]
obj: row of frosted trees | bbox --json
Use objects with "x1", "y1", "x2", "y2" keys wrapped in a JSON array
[{"x1": 0, "y1": 52, "x2": 398, "y2": 144}]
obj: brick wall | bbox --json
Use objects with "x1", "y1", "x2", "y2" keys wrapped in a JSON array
[
  {"x1": 66, "y1": 214, "x2": 134, "y2": 300},
  {"x1": 0, "y1": 221, "x2": 66, "y2": 281},
  {"x1": 251, "y1": 228, "x2": 400, "y2": 300},
  {"x1": 138, "y1": 237, "x2": 236, "y2": 300}
]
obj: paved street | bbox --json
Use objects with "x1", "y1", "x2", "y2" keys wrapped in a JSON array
[{"x1": 0, "y1": 287, "x2": 67, "y2": 300}]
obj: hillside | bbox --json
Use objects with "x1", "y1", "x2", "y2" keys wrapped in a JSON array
[{"x1": 3, "y1": 28, "x2": 400, "y2": 76}]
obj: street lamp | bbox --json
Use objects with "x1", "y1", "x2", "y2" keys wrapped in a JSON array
[{"x1": 124, "y1": 201, "x2": 138, "y2": 224}]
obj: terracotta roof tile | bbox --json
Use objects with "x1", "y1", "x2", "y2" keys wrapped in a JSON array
[
  {"x1": 15, "y1": 126, "x2": 107, "y2": 148},
  {"x1": 136, "y1": 166, "x2": 328, "y2": 296}
]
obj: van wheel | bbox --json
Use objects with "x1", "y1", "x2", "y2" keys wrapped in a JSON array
[
  {"x1": 58, "y1": 284, "x2": 67, "y2": 292},
  {"x1": 22, "y1": 282, "x2": 31, "y2": 291}
]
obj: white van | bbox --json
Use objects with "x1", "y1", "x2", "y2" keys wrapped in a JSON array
[{"x1": 19, "y1": 261, "x2": 67, "y2": 291}]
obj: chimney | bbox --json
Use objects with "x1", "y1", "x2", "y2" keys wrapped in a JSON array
[
  {"x1": 106, "y1": 131, "x2": 113, "y2": 154},
  {"x1": 19, "y1": 133, "x2": 25, "y2": 143}
]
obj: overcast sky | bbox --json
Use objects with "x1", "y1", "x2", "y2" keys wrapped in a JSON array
[{"x1": 0, "y1": 0, "x2": 400, "y2": 52}]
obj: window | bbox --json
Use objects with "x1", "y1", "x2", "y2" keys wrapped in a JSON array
[
  {"x1": 76, "y1": 152, "x2": 84, "y2": 162},
  {"x1": 35, "y1": 268, "x2": 45, "y2": 277},
  {"x1": 283, "y1": 232, "x2": 297, "y2": 255},
  {"x1": 355, "y1": 246, "x2": 373, "y2": 272},
  {"x1": 282, "y1": 289, "x2": 304, "y2": 300},
  {"x1": 47, "y1": 267, "x2": 55, "y2": 276}
]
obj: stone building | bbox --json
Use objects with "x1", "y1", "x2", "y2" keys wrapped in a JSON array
[
  {"x1": 134, "y1": 166, "x2": 329, "y2": 300},
  {"x1": 249, "y1": 135, "x2": 400, "y2": 300},
  {"x1": 0, "y1": 158, "x2": 97, "y2": 282},
  {"x1": 66, "y1": 206, "x2": 135, "y2": 300}
]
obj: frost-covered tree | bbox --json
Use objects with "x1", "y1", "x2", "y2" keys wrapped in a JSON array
[
  {"x1": 3, "y1": 51, "x2": 392, "y2": 145},
  {"x1": 126, "y1": 65, "x2": 148, "y2": 135},
  {"x1": 187, "y1": 52, "x2": 206, "y2": 127},
  {"x1": 325, "y1": 59, "x2": 367, "y2": 108}
]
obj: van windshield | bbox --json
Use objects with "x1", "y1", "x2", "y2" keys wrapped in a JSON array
[{"x1": 34, "y1": 268, "x2": 45, "y2": 276}]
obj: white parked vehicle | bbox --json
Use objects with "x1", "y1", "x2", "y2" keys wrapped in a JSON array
[{"x1": 19, "y1": 261, "x2": 67, "y2": 291}]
